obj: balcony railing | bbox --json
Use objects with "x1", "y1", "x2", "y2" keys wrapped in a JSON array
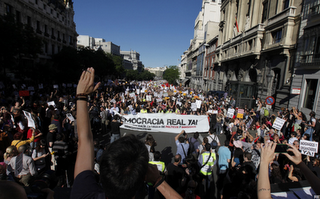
[
  {"x1": 300, "y1": 54, "x2": 320, "y2": 64},
  {"x1": 267, "y1": 6, "x2": 296, "y2": 27}
]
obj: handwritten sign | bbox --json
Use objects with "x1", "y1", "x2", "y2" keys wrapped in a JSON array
[
  {"x1": 272, "y1": 117, "x2": 286, "y2": 131},
  {"x1": 300, "y1": 140, "x2": 318, "y2": 157}
]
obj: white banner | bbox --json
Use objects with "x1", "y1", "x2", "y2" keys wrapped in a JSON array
[
  {"x1": 121, "y1": 113, "x2": 209, "y2": 133},
  {"x1": 272, "y1": 117, "x2": 286, "y2": 131},
  {"x1": 300, "y1": 140, "x2": 318, "y2": 157}
]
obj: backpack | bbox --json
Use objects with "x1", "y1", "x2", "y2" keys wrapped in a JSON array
[
  {"x1": 188, "y1": 138, "x2": 197, "y2": 156},
  {"x1": 210, "y1": 135, "x2": 218, "y2": 149}
]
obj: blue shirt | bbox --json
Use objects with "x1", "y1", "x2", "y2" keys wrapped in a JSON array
[
  {"x1": 175, "y1": 140, "x2": 189, "y2": 163},
  {"x1": 217, "y1": 146, "x2": 231, "y2": 171}
]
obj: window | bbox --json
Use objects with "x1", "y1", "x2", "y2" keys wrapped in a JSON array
[
  {"x1": 272, "y1": 29, "x2": 282, "y2": 43},
  {"x1": 248, "y1": 40, "x2": 252, "y2": 50},
  {"x1": 35, "y1": 0, "x2": 38, "y2": 4},
  {"x1": 5, "y1": 4, "x2": 12, "y2": 14},
  {"x1": 303, "y1": 79, "x2": 318, "y2": 109},
  {"x1": 52, "y1": 45, "x2": 55, "y2": 55},
  {"x1": 36, "y1": 21, "x2": 40, "y2": 30},
  {"x1": 44, "y1": 42, "x2": 48, "y2": 53},
  {"x1": 26, "y1": 16, "x2": 30, "y2": 26},
  {"x1": 283, "y1": 0, "x2": 290, "y2": 10},
  {"x1": 16, "y1": 11, "x2": 21, "y2": 23},
  {"x1": 44, "y1": 4, "x2": 46, "y2": 9},
  {"x1": 262, "y1": 1, "x2": 268, "y2": 23}
]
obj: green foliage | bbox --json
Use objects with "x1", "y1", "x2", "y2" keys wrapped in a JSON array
[
  {"x1": 163, "y1": 65, "x2": 180, "y2": 85},
  {"x1": 125, "y1": 69, "x2": 155, "y2": 81}
]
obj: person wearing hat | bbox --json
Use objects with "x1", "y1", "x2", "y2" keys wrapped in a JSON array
[{"x1": 47, "y1": 124, "x2": 57, "y2": 170}]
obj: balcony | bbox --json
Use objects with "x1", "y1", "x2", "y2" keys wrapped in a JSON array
[
  {"x1": 63, "y1": 40, "x2": 66, "y2": 44},
  {"x1": 299, "y1": 54, "x2": 320, "y2": 69},
  {"x1": 266, "y1": 7, "x2": 297, "y2": 28},
  {"x1": 57, "y1": 38, "x2": 61, "y2": 42},
  {"x1": 51, "y1": 35, "x2": 56, "y2": 40},
  {"x1": 221, "y1": 24, "x2": 265, "y2": 62},
  {"x1": 44, "y1": 32, "x2": 49, "y2": 37}
]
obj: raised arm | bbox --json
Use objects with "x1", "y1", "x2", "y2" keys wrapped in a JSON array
[
  {"x1": 74, "y1": 68, "x2": 100, "y2": 179},
  {"x1": 284, "y1": 144, "x2": 320, "y2": 195},
  {"x1": 146, "y1": 164, "x2": 182, "y2": 199},
  {"x1": 258, "y1": 142, "x2": 276, "y2": 199},
  {"x1": 175, "y1": 130, "x2": 185, "y2": 142}
]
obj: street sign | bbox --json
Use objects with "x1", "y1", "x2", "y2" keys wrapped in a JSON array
[{"x1": 265, "y1": 96, "x2": 275, "y2": 105}]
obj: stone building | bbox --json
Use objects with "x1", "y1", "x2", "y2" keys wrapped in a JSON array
[
  {"x1": 289, "y1": 0, "x2": 320, "y2": 117},
  {"x1": 1, "y1": 0, "x2": 78, "y2": 63},
  {"x1": 185, "y1": 0, "x2": 221, "y2": 90},
  {"x1": 215, "y1": 0, "x2": 302, "y2": 109},
  {"x1": 120, "y1": 50, "x2": 143, "y2": 72}
]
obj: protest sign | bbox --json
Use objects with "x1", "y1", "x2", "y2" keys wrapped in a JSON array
[
  {"x1": 19, "y1": 90, "x2": 29, "y2": 97},
  {"x1": 300, "y1": 140, "x2": 318, "y2": 157},
  {"x1": 237, "y1": 109, "x2": 244, "y2": 119},
  {"x1": 196, "y1": 100, "x2": 202, "y2": 109},
  {"x1": 23, "y1": 110, "x2": 35, "y2": 129},
  {"x1": 191, "y1": 103, "x2": 197, "y2": 111},
  {"x1": 47, "y1": 101, "x2": 56, "y2": 107},
  {"x1": 53, "y1": 85, "x2": 59, "y2": 89},
  {"x1": 146, "y1": 95, "x2": 152, "y2": 101},
  {"x1": 28, "y1": 86, "x2": 34, "y2": 91},
  {"x1": 213, "y1": 110, "x2": 218, "y2": 114},
  {"x1": 129, "y1": 93, "x2": 135, "y2": 98},
  {"x1": 272, "y1": 117, "x2": 286, "y2": 131},
  {"x1": 66, "y1": 113, "x2": 75, "y2": 122},
  {"x1": 227, "y1": 108, "x2": 235, "y2": 118}
]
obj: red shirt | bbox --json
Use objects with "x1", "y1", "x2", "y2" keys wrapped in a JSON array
[{"x1": 27, "y1": 129, "x2": 41, "y2": 143}]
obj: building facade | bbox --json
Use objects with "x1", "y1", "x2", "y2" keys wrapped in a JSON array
[
  {"x1": 120, "y1": 50, "x2": 143, "y2": 72},
  {"x1": 1, "y1": 0, "x2": 78, "y2": 63},
  {"x1": 215, "y1": 0, "x2": 302, "y2": 109},
  {"x1": 182, "y1": 0, "x2": 221, "y2": 89},
  {"x1": 289, "y1": 0, "x2": 320, "y2": 117},
  {"x1": 145, "y1": 66, "x2": 167, "y2": 80}
]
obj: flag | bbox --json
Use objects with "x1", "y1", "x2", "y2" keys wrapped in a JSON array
[{"x1": 235, "y1": 16, "x2": 239, "y2": 32}]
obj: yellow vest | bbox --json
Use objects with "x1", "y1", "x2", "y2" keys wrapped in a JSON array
[
  {"x1": 149, "y1": 161, "x2": 165, "y2": 172},
  {"x1": 199, "y1": 152, "x2": 216, "y2": 176},
  {"x1": 140, "y1": 109, "x2": 147, "y2": 113}
]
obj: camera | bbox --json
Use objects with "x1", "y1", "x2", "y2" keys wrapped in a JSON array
[{"x1": 275, "y1": 144, "x2": 288, "y2": 153}]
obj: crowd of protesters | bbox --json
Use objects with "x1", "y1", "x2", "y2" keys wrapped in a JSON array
[{"x1": 0, "y1": 76, "x2": 320, "y2": 199}]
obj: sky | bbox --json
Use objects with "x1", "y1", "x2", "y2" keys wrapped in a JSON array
[{"x1": 73, "y1": 0, "x2": 202, "y2": 68}]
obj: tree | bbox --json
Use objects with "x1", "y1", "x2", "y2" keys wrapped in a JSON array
[{"x1": 163, "y1": 65, "x2": 180, "y2": 85}]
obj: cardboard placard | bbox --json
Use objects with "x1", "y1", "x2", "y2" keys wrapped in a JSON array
[
  {"x1": 300, "y1": 140, "x2": 318, "y2": 157},
  {"x1": 19, "y1": 90, "x2": 29, "y2": 97},
  {"x1": 272, "y1": 117, "x2": 286, "y2": 131}
]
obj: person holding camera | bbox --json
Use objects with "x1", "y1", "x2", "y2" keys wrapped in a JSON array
[
  {"x1": 258, "y1": 142, "x2": 320, "y2": 199},
  {"x1": 175, "y1": 130, "x2": 189, "y2": 165}
]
